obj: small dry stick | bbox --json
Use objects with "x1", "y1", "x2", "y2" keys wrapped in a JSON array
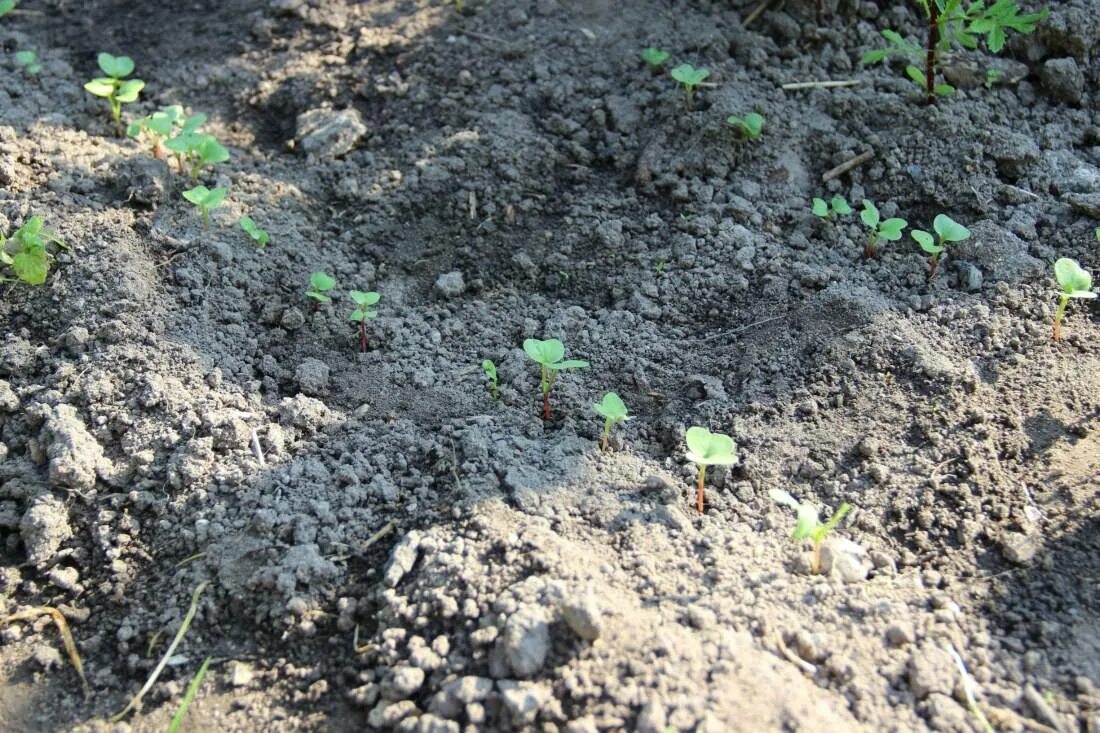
[
  {"x1": 822, "y1": 150, "x2": 874, "y2": 182},
  {"x1": 774, "y1": 632, "x2": 816, "y2": 676},
  {"x1": 948, "y1": 643, "x2": 994, "y2": 733},
  {"x1": 781, "y1": 80, "x2": 861, "y2": 91},
  {"x1": 0, "y1": 607, "x2": 87, "y2": 692},
  {"x1": 360, "y1": 521, "x2": 396, "y2": 553},
  {"x1": 250, "y1": 429, "x2": 266, "y2": 468},
  {"x1": 742, "y1": 0, "x2": 776, "y2": 27}
]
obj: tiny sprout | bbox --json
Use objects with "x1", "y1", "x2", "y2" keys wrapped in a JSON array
[
  {"x1": 15, "y1": 50, "x2": 41, "y2": 75},
  {"x1": 593, "y1": 392, "x2": 629, "y2": 451},
  {"x1": 306, "y1": 271, "x2": 336, "y2": 307},
  {"x1": 640, "y1": 47, "x2": 670, "y2": 70},
  {"x1": 859, "y1": 199, "x2": 907, "y2": 259},
  {"x1": 127, "y1": 105, "x2": 183, "y2": 158},
  {"x1": 239, "y1": 216, "x2": 269, "y2": 247},
  {"x1": 0, "y1": 0, "x2": 15, "y2": 16},
  {"x1": 349, "y1": 290, "x2": 381, "y2": 353},
  {"x1": 725, "y1": 112, "x2": 764, "y2": 141},
  {"x1": 0, "y1": 215, "x2": 68, "y2": 286},
  {"x1": 669, "y1": 63, "x2": 709, "y2": 110},
  {"x1": 523, "y1": 338, "x2": 589, "y2": 420},
  {"x1": 768, "y1": 489, "x2": 852, "y2": 574},
  {"x1": 482, "y1": 359, "x2": 499, "y2": 400},
  {"x1": 1052, "y1": 258, "x2": 1096, "y2": 341},
  {"x1": 684, "y1": 426, "x2": 737, "y2": 514},
  {"x1": 811, "y1": 195, "x2": 852, "y2": 220},
  {"x1": 83, "y1": 53, "x2": 144, "y2": 128},
  {"x1": 911, "y1": 214, "x2": 970, "y2": 278},
  {"x1": 181, "y1": 185, "x2": 226, "y2": 227}
]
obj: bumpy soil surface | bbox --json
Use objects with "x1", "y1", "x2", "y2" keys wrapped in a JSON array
[{"x1": 1, "y1": 0, "x2": 1098, "y2": 731}]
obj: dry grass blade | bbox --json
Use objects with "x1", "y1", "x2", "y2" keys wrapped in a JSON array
[
  {"x1": 111, "y1": 582, "x2": 209, "y2": 723},
  {"x1": 948, "y1": 643, "x2": 994, "y2": 733},
  {"x1": 0, "y1": 606, "x2": 87, "y2": 692},
  {"x1": 167, "y1": 656, "x2": 212, "y2": 733}
]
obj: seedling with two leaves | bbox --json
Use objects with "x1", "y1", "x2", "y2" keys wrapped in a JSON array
[
  {"x1": 0, "y1": 215, "x2": 68, "y2": 286},
  {"x1": 84, "y1": 53, "x2": 144, "y2": 129},
  {"x1": 239, "y1": 217, "x2": 269, "y2": 247},
  {"x1": 811, "y1": 195, "x2": 853, "y2": 220},
  {"x1": 768, "y1": 489, "x2": 852, "y2": 574},
  {"x1": 862, "y1": 1, "x2": 1048, "y2": 103},
  {"x1": 726, "y1": 112, "x2": 765, "y2": 141},
  {"x1": 306, "y1": 271, "x2": 336, "y2": 308},
  {"x1": 127, "y1": 105, "x2": 186, "y2": 159},
  {"x1": 1052, "y1": 258, "x2": 1096, "y2": 341},
  {"x1": 685, "y1": 427, "x2": 737, "y2": 513},
  {"x1": 349, "y1": 291, "x2": 381, "y2": 353},
  {"x1": 182, "y1": 186, "x2": 226, "y2": 227},
  {"x1": 860, "y1": 199, "x2": 907, "y2": 259},
  {"x1": 669, "y1": 64, "x2": 709, "y2": 110},
  {"x1": 166, "y1": 123, "x2": 229, "y2": 180},
  {"x1": 523, "y1": 338, "x2": 588, "y2": 420},
  {"x1": 15, "y1": 50, "x2": 41, "y2": 75},
  {"x1": 593, "y1": 392, "x2": 629, "y2": 451},
  {"x1": 640, "y1": 47, "x2": 670, "y2": 70},
  {"x1": 482, "y1": 360, "x2": 499, "y2": 400},
  {"x1": 911, "y1": 214, "x2": 970, "y2": 278}
]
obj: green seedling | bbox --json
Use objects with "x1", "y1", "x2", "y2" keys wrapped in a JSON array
[
  {"x1": 811, "y1": 195, "x2": 853, "y2": 220},
  {"x1": 0, "y1": 1, "x2": 15, "y2": 17},
  {"x1": 482, "y1": 359, "x2": 499, "y2": 400},
  {"x1": 165, "y1": 132, "x2": 229, "y2": 180},
  {"x1": 181, "y1": 185, "x2": 225, "y2": 227},
  {"x1": 669, "y1": 64, "x2": 709, "y2": 110},
  {"x1": 911, "y1": 214, "x2": 970, "y2": 278},
  {"x1": 862, "y1": 1, "x2": 1047, "y2": 103},
  {"x1": 0, "y1": 215, "x2": 68, "y2": 286},
  {"x1": 127, "y1": 105, "x2": 183, "y2": 158},
  {"x1": 860, "y1": 199, "x2": 907, "y2": 259},
  {"x1": 162, "y1": 112, "x2": 210, "y2": 174},
  {"x1": 685, "y1": 426, "x2": 737, "y2": 514},
  {"x1": 1052, "y1": 258, "x2": 1096, "y2": 341},
  {"x1": 349, "y1": 290, "x2": 380, "y2": 353},
  {"x1": 640, "y1": 47, "x2": 670, "y2": 70},
  {"x1": 726, "y1": 112, "x2": 765, "y2": 141},
  {"x1": 523, "y1": 338, "x2": 589, "y2": 420},
  {"x1": 83, "y1": 53, "x2": 144, "y2": 128},
  {"x1": 306, "y1": 271, "x2": 336, "y2": 307},
  {"x1": 768, "y1": 489, "x2": 852, "y2": 574},
  {"x1": 239, "y1": 216, "x2": 269, "y2": 247},
  {"x1": 593, "y1": 392, "x2": 629, "y2": 451},
  {"x1": 15, "y1": 50, "x2": 41, "y2": 75}
]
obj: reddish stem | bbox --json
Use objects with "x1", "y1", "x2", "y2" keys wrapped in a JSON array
[
  {"x1": 864, "y1": 237, "x2": 877, "y2": 259},
  {"x1": 542, "y1": 391, "x2": 551, "y2": 420},
  {"x1": 360, "y1": 320, "x2": 367, "y2": 353},
  {"x1": 925, "y1": 1, "x2": 940, "y2": 104},
  {"x1": 927, "y1": 255, "x2": 939, "y2": 279},
  {"x1": 696, "y1": 468, "x2": 705, "y2": 513}
]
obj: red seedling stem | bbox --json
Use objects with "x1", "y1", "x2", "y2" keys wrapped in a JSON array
[
  {"x1": 542, "y1": 391, "x2": 551, "y2": 420},
  {"x1": 928, "y1": 254, "x2": 939, "y2": 279},
  {"x1": 696, "y1": 467, "x2": 706, "y2": 513},
  {"x1": 864, "y1": 236, "x2": 877, "y2": 259},
  {"x1": 359, "y1": 320, "x2": 367, "y2": 353},
  {"x1": 924, "y1": 1, "x2": 940, "y2": 104}
]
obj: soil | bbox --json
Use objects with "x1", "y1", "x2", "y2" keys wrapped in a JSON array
[{"x1": 1, "y1": 0, "x2": 1099, "y2": 731}]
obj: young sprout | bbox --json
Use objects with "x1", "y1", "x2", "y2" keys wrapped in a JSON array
[
  {"x1": 239, "y1": 216, "x2": 270, "y2": 247},
  {"x1": 910, "y1": 214, "x2": 970, "y2": 278},
  {"x1": 306, "y1": 271, "x2": 336, "y2": 307},
  {"x1": 0, "y1": 0, "x2": 15, "y2": 16},
  {"x1": 349, "y1": 290, "x2": 381, "y2": 353},
  {"x1": 669, "y1": 64, "x2": 710, "y2": 110},
  {"x1": 127, "y1": 105, "x2": 183, "y2": 159},
  {"x1": 593, "y1": 392, "x2": 629, "y2": 451},
  {"x1": 684, "y1": 426, "x2": 737, "y2": 514},
  {"x1": 0, "y1": 215, "x2": 68, "y2": 286},
  {"x1": 859, "y1": 199, "x2": 907, "y2": 259},
  {"x1": 768, "y1": 489, "x2": 852, "y2": 574},
  {"x1": 15, "y1": 50, "x2": 41, "y2": 75},
  {"x1": 162, "y1": 113, "x2": 209, "y2": 175},
  {"x1": 83, "y1": 53, "x2": 144, "y2": 128},
  {"x1": 522, "y1": 338, "x2": 589, "y2": 420},
  {"x1": 1052, "y1": 258, "x2": 1096, "y2": 341},
  {"x1": 481, "y1": 359, "x2": 499, "y2": 400},
  {"x1": 640, "y1": 47, "x2": 670, "y2": 70},
  {"x1": 187, "y1": 135, "x2": 230, "y2": 180},
  {"x1": 181, "y1": 185, "x2": 226, "y2": 227},
  {"x1": 725, "y1": 112, "x2": 765, "y2": 141},
  {"x1": 811, "y1": 195, "x2": 853, "y2": 220}
]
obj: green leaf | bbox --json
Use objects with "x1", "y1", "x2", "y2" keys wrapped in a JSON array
[
  {"x1": 811, "y1": 198, "x2": 829, "y2": 218},
  {"x1": 861, "y1": 49, "x2": 889, "y2": 65},
  {"x1": 482, "y1": 360, "x2": 497, "y2": 380},
  {"x1": 194, "y1": 135, "x2": 229, "y2": 165},
  {"x1": 670, "y1": 63, "x2": 709, "y2": 88},
  {"x1": 593, "y1": 392, "x2": 628, "y2": 422},
  {"x1": 933, "y1": 214, "x2": 970, "y2": 242},
  {"x1": 97, "y1": 53, "x2": 135, "y2": 79},
  {"x1": 15, "y1": 50, "x2": 36, "y2": 65},
  {"x1": 905, "y1": 65, "x2": 927, "y2": 86},
  {"x1": 0, "y1": 0, "x2": 16, "y2": 17},
  {"x1": 523, "y1": 338, "x2": 565, "y2": 366},
  {"x1": 239, "y1": 217, "x2": 269, "y2": 246},
  {"x1": 912, "y1": 230, "x2": 942, "y2": 254},
  {"x1": 933, "y1": 83, "x2": 956, "y2": 96},
  {"x1": 741, "y1": 112, "x2": 764, "y2": 138},
  {"x1": 1054, "y1": 258, "x2": 1095, "y2": 296},
  {"x1": 878, "y1": 218, "x2": 908, "y2": 240},
  {"x1": 350, "y1": 290, "x2": 380, "y2": 306},
  {"x1": 792, "y1": 504, "x2": 820, "y2": 541},
  {"x1": 114, "y1": 79, "x2": 144, "y2": 103},
  {"x1": 180, "y1": 113, "x2": 207, "y2": 135},
  {"x1": 165, "y1": 133, "x2": 200, "y2": 154},
  {"x1": 860, "y1": 199, "x2": 880, "y2": 229},
  {"x1": 830, "y1": 196, "x2": 852, "y2": 215},
  {"x1": 309, "y1": 271, "x2": 336, "y2": 292},
  {"x1": 11, "y1": 249, "x2": 47, "y2": 285},
  {"x1": 204, "y1": 187, "x2": 226, "y2": 208},
  {"x1": 551, "y1": 359, "x2": 589, "y2": 371},
  {"x1": 640, "y1": 47, "x2": 670, "y2": 67},
  {"x1": 684, "y1": 426, "x2": 737, "y2": 466},
  {"x1": 20, "y1": 216, "x2": 43, "y2": 236},
  {"x1": 83, "y1": 78, "x2": 116, "y2": 98}
]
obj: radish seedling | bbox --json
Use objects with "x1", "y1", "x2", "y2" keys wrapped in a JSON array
[
  {"x1": 684, "y1": 426, "x2": 737, "y2": 514},
  {"x1": 860, "y1": 199, "x2": 907, "y2": 258},
  {"x1": 83, "y1": 53, "x2": 144, "y2": 128},
  {"x1": 811, "y1": 195, "x2": 852, "y2": 220},
  {"x1": 162, "y1": 112, "x2": 210, "y2": 174},
  {"x1": 306, "y1": 271, "x2": 336, "y2": 306},
  {"x1": 910, "y1": 214, "x2": 970, "y2": 278},
  {"x1": 181, "y1": 185, "x2": 225, "y2": 227},
  {"x1": 523, "y1": 338, "x2": 589, "y2": 420},
  {"x1": 593, "y1": 392, "x2": 629, "y2": 451},
  {"x1": 0, "y1": 215, "x2": 68, "y2": 286},
  {"x1": 127, "y1": 105, "x2": 183, "y2": 158},
  {"x1": 862, "y1": 1, "x2": 1047, "y2": 103},
  {"x1": 349, "y1": 290, "x2": 380, "y2": 353},
  {"x1": 726, "y1": 112, "x2": 764, "y2": 141},
  {"x1": 1052, "y1": 258, "x2": 1096, "y2": 341},
  {"x1": 669, "y1": 64, "x2": 709, "y2": 110},
  {"x1": 640, "y1": 47, "x2": 670, "y2": 70},
  {"x1": 15, "y1": 50, "x2": 41, "y2": 75},
  {"x1": 239, "y1": 217, "x2": 269, "y2": 247},
  {"x1": 482, "y1": 359, "x2": 499, "y2": 400},
  {"x1": 768, "y1": 489, "x2": 852, "y2": 574}
]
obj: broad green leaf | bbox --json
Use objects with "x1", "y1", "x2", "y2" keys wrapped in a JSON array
[
  {"x1": 97, "y1": 52, "x2": 134, "y2": 78},
  {"x1": 203, "y1": 187, "x2": 226, "y2": 208},
  {"x1": 114, "y1": 79, "x2": 144, "y2": 103},
  {"x1": 830, "y1": 196, "x2": 852, "y2": 215},
  {"x1": 180, "y1": 113, "x2": 207, "y2": 134},
  {"x1": 811, "y1": 198, "x2": 829, "y2": 218},
  {"x1": 860, "y1": 200, "x2": 880, "y2": 229},
  {"x1": 911, "y1": 230, "x2": 942, "y2": 254},
  {"x1": 792, "y1": 504, "x2": 820, "y2": 541},
  {"x1": 640, "y1": 47, "x2": 669, "y2": 67},
  {"x1": 84, "y1": 78, "x2": 116, "y2": 97},
  {"x1": 1054, "y1": 258, "x2": 1094, "y2": 296},
  {"x1": 21, "y1": 216, "x2": 43, "y2": 236},
  {"x1": 933, "y1": 214, "x2": 970, "y2": 242},
  {"x1": 593, "y1": 392, "x2": 628, "y2": 422},
  {"x1": 310, "y1": 271, "x2": 336, "y2": 291},
  {"x1": 11, "y1": 250, "x2": 47, "y2": 285},
  {"x1": 933, "y1": 83, "x2": 956, "y2": 96},
  {"x1": 195, "y1": 135, "x2": 229, "y2": 165},
  {"x1": 552, "y1": 359, "x2": 589, "y2": 370},
  {"x1": 350, "y1": 290, "x2": 380, "y2": 306},
  {"x1": 165, "y1": 133, "x2": 200, "y2": 154},
  {"x1": 0, "y1": 0, "x2": 15, "y2": 17},
  {"x1": 182, "y1": 185, "x2": 211, "y2": 205},
  {"x1": 482, "y1": 360, "x2": 497, "y2": 379},
  {"x1": 684, "y1": 426, "x2": 737, "y2": 466},
  {"x1": 523, "y1": 338, "x2": 565, "y2": 366},
  {"x1": 879, "y1": 218, "x2": 908, "y2": 240},
  {"x1": 670, "y1": 64, "x2": 709, "y2": 87},
  {"x1": 906, "y1": 65, "x2": 926, "y2": 86},
  {"x1": 15, "y1": 50, "x2": 36, "y2": 65}
]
